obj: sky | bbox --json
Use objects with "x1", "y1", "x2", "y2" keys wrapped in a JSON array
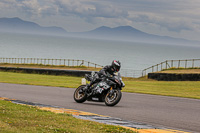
[{"x1": 0, "y1": 0, "x2": 200, "y2": 41}]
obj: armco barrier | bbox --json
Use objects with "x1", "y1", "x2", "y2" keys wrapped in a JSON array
[
  {"x1": 0, "y1": 67, "x2": 93, "y2": 77},
  {"x1": 148, "y1": 73, "x2": 200, "y2": 81}
]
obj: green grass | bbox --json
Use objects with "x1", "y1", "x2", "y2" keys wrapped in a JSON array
[
  {"x1": 124, "y1": 80, "x2": 200, "y2": 99},
  {"x1": 0, "y1": 63, "x2": 101, "y2": 71},
  {"x1": 0, "y1": 71, "x2": 82, "y2": 88},
  {"x1": 0, "y1": 100, "x2": 134, "y2": 133},
  {"x1": 0, "y1": 71, "x2": 200, "y2": 99}
]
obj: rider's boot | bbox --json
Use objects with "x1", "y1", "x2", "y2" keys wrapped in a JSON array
[{"x1": 79, "y1": 84, "x2": 90, "y2": 94}]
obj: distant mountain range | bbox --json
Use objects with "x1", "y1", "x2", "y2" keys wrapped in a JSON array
[
  {"x1": 0, "y1": 17, "x2": 199, "y2": 45},
  {"x1": 0, "y1": 17, "x2": 66, "y2": 35},
  {"x1": 82, "y1": 26, "x2": 199, "y2": 45}
]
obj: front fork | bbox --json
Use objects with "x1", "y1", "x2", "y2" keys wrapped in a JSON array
[{"x1": 108, "y1": 87, "x2": 115, "y2": 97}]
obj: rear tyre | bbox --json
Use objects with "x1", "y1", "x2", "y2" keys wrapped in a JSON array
[
  {"x1": 74, "y1": 85, "x2": 87, "y2": 103},
  {"x1": 105, "y1": 89, "x2": 122, "y2": 106}
]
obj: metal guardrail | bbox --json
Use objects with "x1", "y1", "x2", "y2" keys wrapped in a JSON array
[
  {"x1": 142, "y1": 59, "x2": 200, "y2": 76},
  {"x1": 0, "y1": 58, "x2": 104, "y2": 68}
]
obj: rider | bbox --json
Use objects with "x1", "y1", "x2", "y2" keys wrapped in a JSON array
[{"x1": 80, "y1": 60, "x2": 121, "y2": 92}]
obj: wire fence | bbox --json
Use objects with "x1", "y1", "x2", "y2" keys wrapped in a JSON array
[
  {"x1": 3, "y1": 58, "x2": 199, "y2": 78},
  {"x1": 142, "y1": 59, "x2": 200, "y2": 76},
  {"x1": 0, "y1": 58, "x2": 104, "y2": 68},
  {"x1": 0, "y1": 58, "x2": 143, "y2": 78}
]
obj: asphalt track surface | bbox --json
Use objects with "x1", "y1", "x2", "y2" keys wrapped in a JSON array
[{"x1": 0, "y1": 83, "x2": 200, "y2": 133}]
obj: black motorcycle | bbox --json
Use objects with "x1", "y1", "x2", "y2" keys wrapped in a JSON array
[{"x1": 73, "y1": 72, "x2": 125, "y2": 106}]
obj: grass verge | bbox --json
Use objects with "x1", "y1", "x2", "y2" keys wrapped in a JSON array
[
  {"x1": 0, "y1": 63, "x2": 101, "y2": 71},
  {"x1": 0, "y1": 71, "x2": 200, "y2": 99},
  {"x1": 157, "y1": 68, "x2": 200, "y2": 74},
  {"x1": 0, "y1": 100, "x2": 134, "y2": 133}
]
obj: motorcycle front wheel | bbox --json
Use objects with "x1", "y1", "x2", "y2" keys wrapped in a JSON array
[
  {"x1": 105, "y1": 89, "x2": 122, "y2": 106},
  {"x1": 74, "y1": 85, "x2": 87, "y2": 103}
]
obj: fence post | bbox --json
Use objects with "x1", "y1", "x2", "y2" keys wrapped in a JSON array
[
  {"x1": 59, "y1": 59, "x2": 61, "y2": 66},
  {"x1": 166, "y1": 60, "x2": 168, "y2": 69},
  {"x1": 178, "y1": 60, "x2": 180, "y2": 68},
  {"x1": 157, "y1": 64, "x2": 158, "y2": 72},
  {"x1": 142, "y1": 70, "x2": 145, "y2": 77},
  {"x1": 185, "y1": 60, "x2": 187, "y2": 68},
  {"x1": 171, "y1": 60, "x2": 173, "y2": 68},
  {"x1": 192, "y1": 59, "x2": 194, "y2": 68},
  {"x1": 51, "y1": 59, "x2": 53, "y2": 66},
  {"x1": 82, "y1": 60, "x2": 84, "y2": 66},
  {"x1": 64, "y1": 59, "x2": 66, "y2": 66},
  {"x1": 161, "y1": 62, "x2": 163, "y2": 70}
]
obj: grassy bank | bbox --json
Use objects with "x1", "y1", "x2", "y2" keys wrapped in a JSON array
[
  {"x1": 124, "y1": 79, "x2": 200, "y2": 99},
  {"x1": 1, "y1": 71, "x2": 200, "y2": 99},
  {"x1": 156, "y1": 68, "x2": 200, "y2": 74},
  {"x1": 0, "y1": 63, "x2": 102, "y2": 71},
  {"x1": 0, "y1": 100, "x2": 134, "y2": 133}
]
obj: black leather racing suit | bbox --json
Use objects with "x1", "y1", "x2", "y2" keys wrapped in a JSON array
[
  {"x1": 87, "y1": 65, "x2": 115, "y2": 89},
  {"x1": 99, "y1": 65, "x2": 115, "y2": 77}
]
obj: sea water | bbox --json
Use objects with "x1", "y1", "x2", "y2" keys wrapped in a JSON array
[{"x1": 1, "y1": 32, "x2": 200, "y2": 77}]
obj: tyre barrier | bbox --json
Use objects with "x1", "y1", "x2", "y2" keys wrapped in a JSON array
[
  {"x1": 148, "y1": 73, "x2": 200, "y2": 81},
  {"x1": 0, "y1": 67, "x2": 93, "y2": 77}
]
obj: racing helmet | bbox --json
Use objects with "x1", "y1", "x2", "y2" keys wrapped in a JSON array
[{"x1": 111, "y1": 60, "x2": 121, "y2": 72}]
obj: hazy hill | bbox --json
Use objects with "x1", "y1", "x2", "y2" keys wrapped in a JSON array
[
  {"x1": 82, "y1": 26, "x2": 198, "y2": 45},
  {"x1": 0, "y1": 17, "x2": 67, "y2": 35}
]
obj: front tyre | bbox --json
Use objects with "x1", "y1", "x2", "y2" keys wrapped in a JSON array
[
  {"x1": 74, "y1": 85, "x2": 87, "y2": 103},
  {"x1": 105, "y1": 89, "x2": 122, "y2": 106}
]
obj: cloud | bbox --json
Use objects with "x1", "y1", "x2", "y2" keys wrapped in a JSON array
[
  {"x1": 0, "y1": 0, "x2": 57, "y2": 18},
  {"x1": 0, "y1": 0, "x2": 128, "y2": 23},
  {"x1": 54, "y1": 0, "x2": 128, "y2": 20},
  {"x1": 0, "y1": 0, "x2": 200, "y2": 34},
  {"x1": 122, "y1": 0, "x2": 200, "y2": 32},
  {"x1": 128, "y1": 13, "x2": 199, "y2": 32}
]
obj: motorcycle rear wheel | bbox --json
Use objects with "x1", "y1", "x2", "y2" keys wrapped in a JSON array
[
  {"x1": 105, "y1": 89, "x2": 122, "y2": 106},
  {"x1": 74, "y1": 85, "x2": 87, "y2": 103}
]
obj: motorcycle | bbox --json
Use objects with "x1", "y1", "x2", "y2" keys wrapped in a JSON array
[{"x1": 73, "y1": 72, "x2": 125, "y2": 106}]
